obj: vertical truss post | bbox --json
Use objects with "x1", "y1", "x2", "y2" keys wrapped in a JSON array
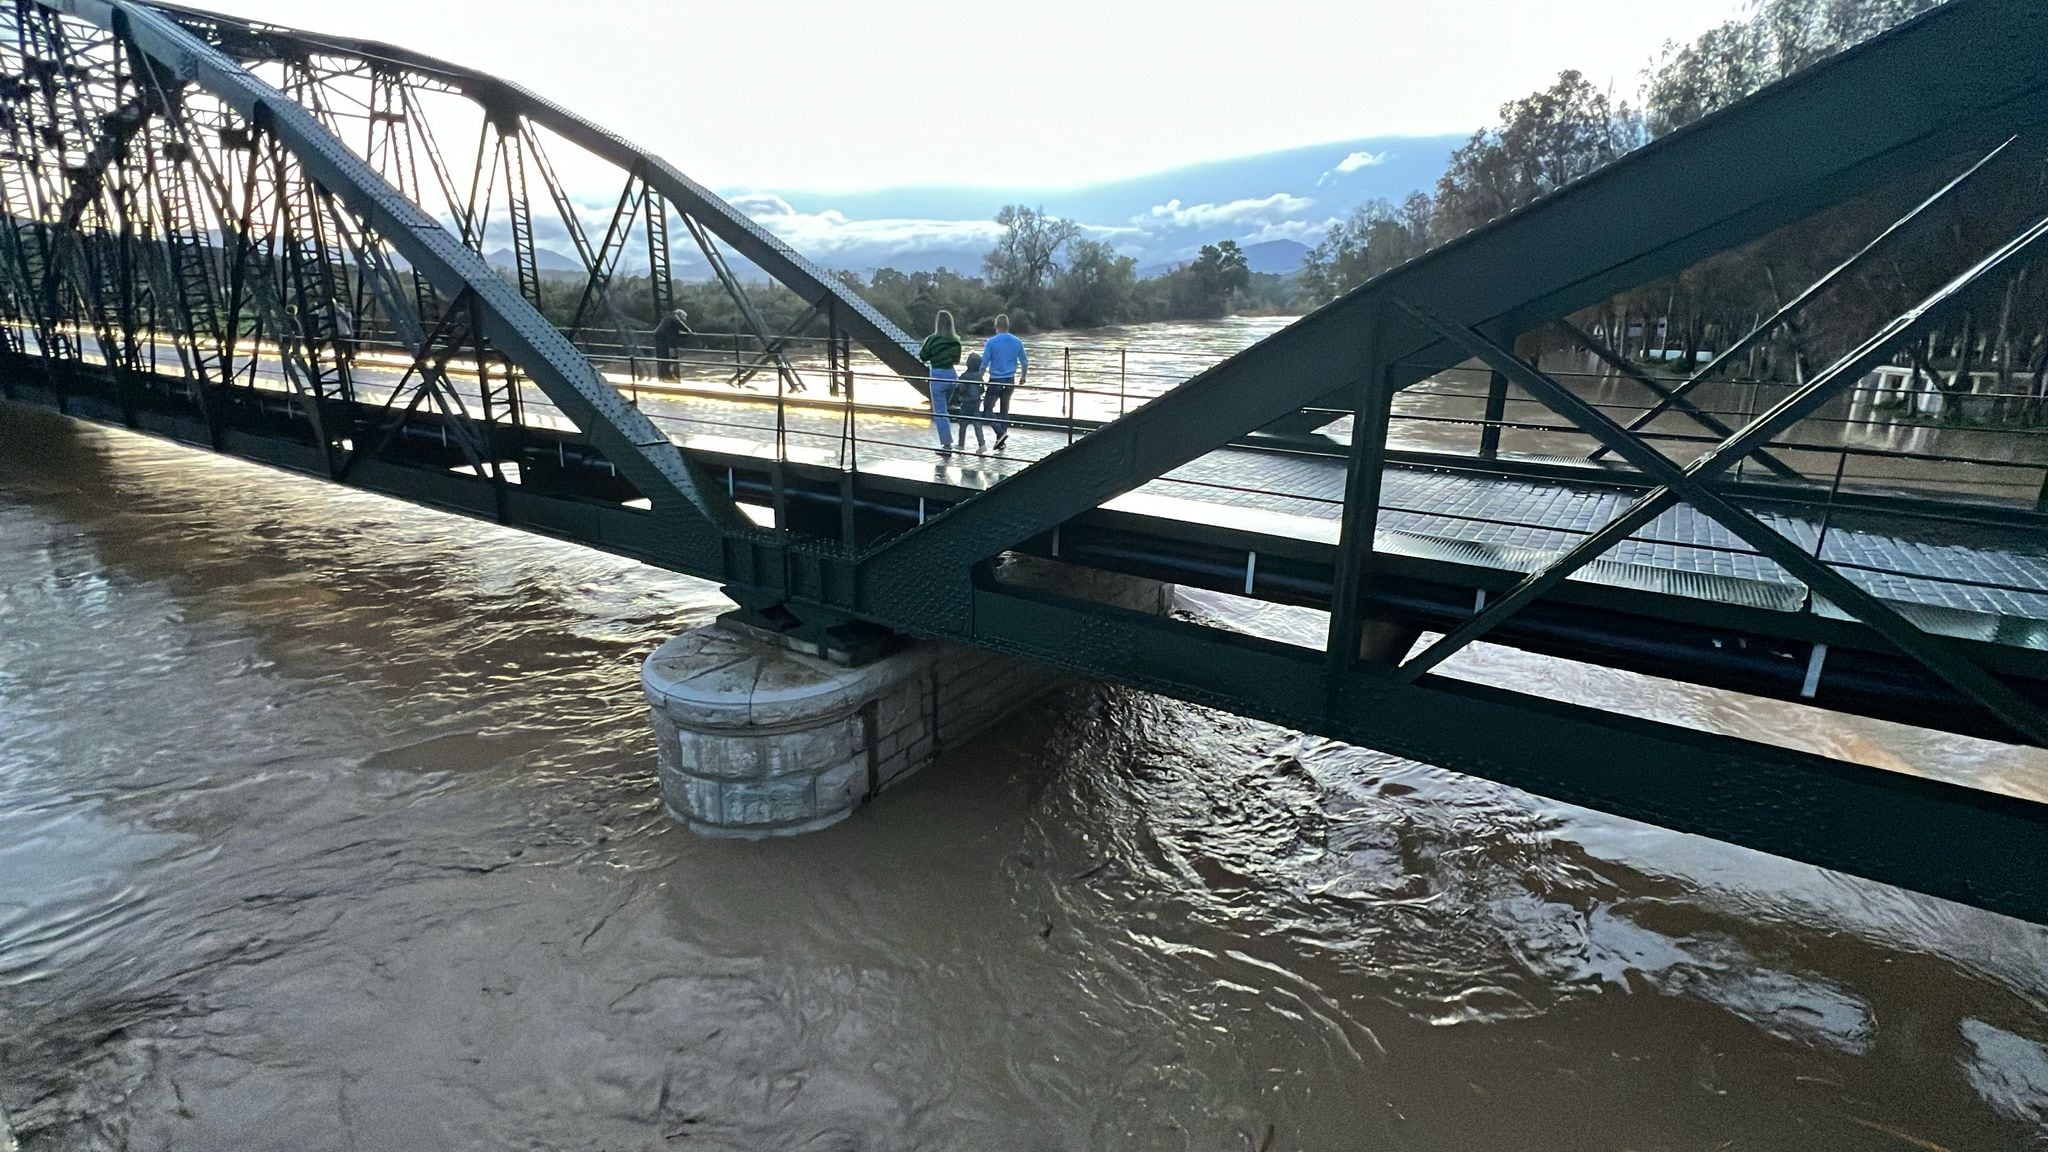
[
  {"x1": 146, "y1": 134, "x2": 227, "y2": 387},
  {"x1": 1325, "y1": 304, "x2": 1393, "y2": 709},
  {"x1": 0, "y1": 67, "x2": 66, "y2": 363},
  {"x1": 215, "y1": 125, "x2": 261, "y2": 392},
  {"x1": 269, "y1": 135, "x2": 351, "y2": 404},
  {"x1": 501, "y1": 126, "x2": 541, "y2": 309},
  {"x1": 1478, "y1": 368, "x2": 1507, "y2": 459},
  {"x1": 645, "y1": 187, "x2": 673, "y2": 318},
  {"x1": 829, "y1": 301, "x2": 857, "y2": 549},
  {"x1": 368, "y1": 72, "x2": 436, "y2": 323},
  {"x1": 4, "y1": 3, "x2": 79, "y2": 364},
  {"x1": 38, "y1": 4, "x2": 130, "y2": 374}
]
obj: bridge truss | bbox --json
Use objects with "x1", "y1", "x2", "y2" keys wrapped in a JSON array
[{"x1": 3, "y1": 0, "x2": 2047, "y2": 922}]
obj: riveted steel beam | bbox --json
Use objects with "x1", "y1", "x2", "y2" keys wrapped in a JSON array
[
  {"x1": 39, "y1": 0, "x2": 751, "y2": 572},
  {"x1": 969, "y1": 582, "x2": 2048, "y2": 925},
  {"x1": 143, "y1": 0, "x2": 928, "y2": 385}
]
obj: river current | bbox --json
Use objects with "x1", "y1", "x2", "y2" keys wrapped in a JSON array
[{"x1": 4, "y1": 320, "x2": 2048, "y2": 1149}]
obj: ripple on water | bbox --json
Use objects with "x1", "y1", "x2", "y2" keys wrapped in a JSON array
[{"x1": 4, "y1": 405, "x2": 2048, "y2": 1150}]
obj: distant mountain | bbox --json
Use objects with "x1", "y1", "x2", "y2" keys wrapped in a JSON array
[
  {"x1": 485, "y1": 245, "x2": 584, "y2": 273},
  {"x1": 719, "y1": 133, "x2": 1460, "y2": 278},
  {"x1": 1241, "y1": 239, "x2": 1311, "y2": 276}
]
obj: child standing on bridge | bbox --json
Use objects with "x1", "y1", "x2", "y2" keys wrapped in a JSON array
[
  {"x1": 917, "y1": 309, "x2": 963, "y2": 453},
  {"x1": 953, "y1": 351, "x2": 987, "y2": 453}
]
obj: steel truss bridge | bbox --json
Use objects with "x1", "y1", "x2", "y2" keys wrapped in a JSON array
[{"x1": 3, "y1": 0, "x2": 2048, "y2": 921}]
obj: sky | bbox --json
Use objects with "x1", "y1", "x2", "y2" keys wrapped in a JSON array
[{"x1": 213, "y1": 0, "x2": 1750, "y2": 194}]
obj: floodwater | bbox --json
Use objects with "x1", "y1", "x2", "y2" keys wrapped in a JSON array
[{"x1": 5, "y1": 321, "x2": 2048, "y2": 1150}]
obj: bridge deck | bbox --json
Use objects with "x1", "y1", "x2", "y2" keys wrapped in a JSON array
[
  {"x1": 607, "y1": 375, "x2": 2048, "y2": 649},
  {"x1": 26, "y1": 336, "x2": 2048, "y2": 652}
]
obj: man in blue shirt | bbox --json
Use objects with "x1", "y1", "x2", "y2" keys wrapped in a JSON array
[{"x1": 979, "y1": 314, "x2": 1027, "y2": 451}]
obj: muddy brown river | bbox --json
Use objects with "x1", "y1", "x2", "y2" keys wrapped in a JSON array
[{"x1": 4, "y1": 322, "x2": 2048, "y2": 1149}]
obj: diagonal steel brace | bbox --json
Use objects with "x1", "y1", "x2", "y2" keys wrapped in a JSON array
[
  {"x1": 1552, "y1": 319, "x2": 1802, "y2": 480},
  {"x1": 1594, "y1": 135, "x2": 2020, "y2": 460},
  {"x1": 1393, "y1": 294, "x2": 2048, "y2": 746}
]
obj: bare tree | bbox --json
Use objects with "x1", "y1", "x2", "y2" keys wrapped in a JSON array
[{"x1": 984, "y1": 205, "x2": 1083, "y2": 310}]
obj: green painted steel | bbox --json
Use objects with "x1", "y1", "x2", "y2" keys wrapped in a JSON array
[
  {"x1": 40, "y1": 0, "x2": 751, "y2": 573},
  {"x1": 855, "y1": 0, "x2": 2048, "y2": 633},
  {"x1": 968, "y1": 582, "x2": 2048, "y2": 925},
  {"x1": 3, "y1": 0, "x2": 2046, "y2": 925},
  {"x1": 145, "y1": 0, "x2": 930, "y2": 386}
]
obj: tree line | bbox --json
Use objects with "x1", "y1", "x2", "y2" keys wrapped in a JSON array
[
  {"x1": 498, "y1": 211, "x2": 1294, "y2": 346},
  {"x1": 840, "y1": 212, "x2": 1294, "y2": 338},
  {"x1": 1299, "y1": 0, "x2": 2048, "y2": 404}
]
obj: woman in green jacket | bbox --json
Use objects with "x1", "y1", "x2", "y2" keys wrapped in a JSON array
[{"x1": 917, "y1": 309, "x2": 963, "y2": 452}]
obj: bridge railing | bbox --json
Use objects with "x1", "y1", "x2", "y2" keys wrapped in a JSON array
[
  {"x1": 312, "y1": 314, "x2": 2048, "y2": 514},
  {"x1": 46, "y1": 297, "x2": 2042, "y2": 520}
]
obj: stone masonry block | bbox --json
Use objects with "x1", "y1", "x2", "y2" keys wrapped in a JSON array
[{"x1": 645, "y1": 568, "x2": 1172, "y2": 839}]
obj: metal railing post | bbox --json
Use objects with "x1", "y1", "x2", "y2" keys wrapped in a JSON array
[
  {"x1": 843, "y1": 331, "x2": 856, "y2": 473},
  {"x1": 1065, "y1": 345, "x2": 1073, "y2": 446},
  {"x1": 830, "y1": 310, "x2": 857, "y2": 551},
  {"x1": 1479, "y1": 369, "x2": 1508, "y2": 459},
  {"x1": 1806, "y1": 449, "x2": 1854, "y2": 611}
]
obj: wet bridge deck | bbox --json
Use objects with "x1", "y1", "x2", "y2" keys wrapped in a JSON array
[
  {"x1": 623, "y1": 374, "x2": 2048, "y2": 653},
  {"x1": 17, "y1": 336, "x2": 2048, "y2": 661}
]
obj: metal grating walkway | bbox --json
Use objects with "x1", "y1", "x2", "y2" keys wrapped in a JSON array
[{"x1": 615, "y1": 379, "x2": 2048, "y2": 647}]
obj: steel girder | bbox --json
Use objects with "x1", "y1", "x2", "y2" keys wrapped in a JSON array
[
  {"x1": 854, "y1": 0, "x2": 2048, "y2": 635},
  {"x1": 969, "y1": 584, "x2": 2048, "y2": 925},
  {"x1": 30, "y1": 0, "x2": 750, "y2": 567},
  {"x1": 1392, "y1": 273, "x2": 2048, "y2": 746},
  {"x1": 143, "y1": 0, "x2": 928, "y2": 386}
]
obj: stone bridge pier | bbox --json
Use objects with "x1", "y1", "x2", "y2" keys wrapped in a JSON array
[{"x1": 643, "y1": 559, "x2": 1175, "y2": 837}]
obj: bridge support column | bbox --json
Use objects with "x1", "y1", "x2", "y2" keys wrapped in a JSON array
[{"x1": 643, "y1": 560, "x2": 1174, "y2": 837}]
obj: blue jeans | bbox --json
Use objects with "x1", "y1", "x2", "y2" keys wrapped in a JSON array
[
  {"x1": 928, "y1": 367, "x2": 958, "y2": 447},
  {"x1": 952, "y1": 381, "x2": 985, "y2": 447},
  {"x1": 982, "y1": 378, "x2": 1015, "y2": 437}
]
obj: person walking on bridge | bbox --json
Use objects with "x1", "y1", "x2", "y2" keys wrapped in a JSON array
[
  {"x1": 917, "y1": 308, "x2": 963, "y2": 453},
  {"x1": 651, "y1": 308, "x2": 693, "y2": 382},
  {"x1": 980, "y1": 313, "x2": 1026, "y2": 451}
]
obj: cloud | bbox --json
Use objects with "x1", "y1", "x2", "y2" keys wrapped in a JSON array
[
  {"x1": 1136, "y1": 193, "x2": 1315, "y2": 230},
  {"x1": 725, "y1": 192, "x2": 1005, "y2": 258},
  {"x1": 1080, "y1": 223, "x2": 1147, "y2": 239},
  {"x1": 1335, "y1": 149, "x2": 1390, "y2": 173},
  {"x1": 1318, "y1": 148, "x2": 1395, "y2": 186}
]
